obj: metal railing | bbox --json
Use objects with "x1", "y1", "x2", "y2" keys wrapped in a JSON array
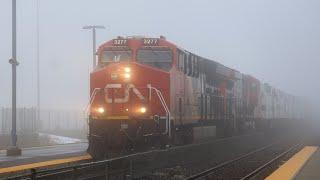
[
  {"x1": 84, "y1": 88, "x2": 101, "y2": 115},
  {"x1": 148, "y1": 85, "x2": 171, "y2": 138}
]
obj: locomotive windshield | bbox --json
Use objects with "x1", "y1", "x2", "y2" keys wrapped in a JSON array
[
  {"x1": 137, "y1": 49, "x2": 172, "y2": 71},
  {"x1": 101, "y1": 50, "x2": 132, "y2": 63}
]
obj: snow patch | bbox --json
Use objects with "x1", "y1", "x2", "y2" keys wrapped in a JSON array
[{"x1": 38, "y1": 133, "x2": 83, "y2": 144}]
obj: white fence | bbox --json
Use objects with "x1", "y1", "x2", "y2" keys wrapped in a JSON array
[
  {"x1": 0, "y1": 107, "x2": 87, "y2": 135},
  {"x1": 39, "y1": 109, "x2": 87, "y2": 132}
]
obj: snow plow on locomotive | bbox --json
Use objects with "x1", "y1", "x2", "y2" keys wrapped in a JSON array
[{"x1": 87, "y1": 36, "x2": 302, "y2": 159}]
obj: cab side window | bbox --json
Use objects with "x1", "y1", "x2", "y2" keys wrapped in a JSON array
[
  {"x1": 184, "y1": 54, "x2": 188, "y2": 74},
  {"x1": 194, "y1": 56, "x2": 199, "y2": 77},
  {"x1": 178, "y1": 51, "x2": 184, "y2": 72},
  {"x1": 192, "y1": 56, "x2": 196, "y2": 77},
  {"x1": 179, "y1": 52, "x2": 200, "y2": 78},
  {"x1": 188, "y1": 54, "x2": 192, "y2": 76}
]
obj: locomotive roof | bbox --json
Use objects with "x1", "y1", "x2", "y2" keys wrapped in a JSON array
[{"x1": 98, "y1": 36, "x2": 294, "y2": 98}]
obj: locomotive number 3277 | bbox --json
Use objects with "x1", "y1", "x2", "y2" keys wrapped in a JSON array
[
  {"x1": 113, "y1": 39, "x2": 128, "y2": 46},
  {"x1": 143, "y1": 38, "x2": 158, "y2": 46}
]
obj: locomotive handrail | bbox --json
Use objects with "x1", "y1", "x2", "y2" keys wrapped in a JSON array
[
  {"x1": 156, "y1": 89, "x2": 171, "y2": 137},
  {"x1": 84, "y1": 88, "x2": 101, "y2": 115},
  {"x1": 147, "y1": 85, "x2": 171, "y2": 138}
]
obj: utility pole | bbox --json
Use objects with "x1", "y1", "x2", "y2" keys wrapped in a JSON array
[
  {"x1": 7, "y1": 0, "x2": 21, "y2": 156},
  {"x1": 36, "y1": 0, "x2": 40, "y2": 132},
  {"x1": 82, "y1": 25, "x2": 105, "y2": 69}
]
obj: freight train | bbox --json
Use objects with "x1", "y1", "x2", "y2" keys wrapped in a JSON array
[{"x1": 87, "y1": 36, "x2": 305, "y2": 159}]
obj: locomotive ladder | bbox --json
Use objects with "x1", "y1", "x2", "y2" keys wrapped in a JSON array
[{"x1": 147, "y1": 85, "x2": 171, "y2": 138}]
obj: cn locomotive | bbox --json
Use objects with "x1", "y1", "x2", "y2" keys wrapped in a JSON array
[{"x1": 87, "y1": 36, "x2": 303, "y2": 159}]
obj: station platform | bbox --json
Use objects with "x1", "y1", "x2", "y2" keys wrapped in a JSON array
[
  {"x1": 0, "y1": 143, "x2": 90, "y2": 175},
  {"x1": 266, "y1": 146, "x2": 320, "y2": 180}
]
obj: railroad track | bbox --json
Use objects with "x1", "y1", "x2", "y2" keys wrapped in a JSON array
[
  {"x1": 186, "y1": 138, "x2": 303, "y2": 180},
  {"x1": 1, "y1": 133, "x2": 266, "y2": 180},
  {"x1": 2, "y1": 132, "x2": 301, "y2": 180}
]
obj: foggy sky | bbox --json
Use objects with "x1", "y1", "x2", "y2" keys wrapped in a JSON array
[{"x1": 0, "y1": 0, "x2": 320, "y2": 110}]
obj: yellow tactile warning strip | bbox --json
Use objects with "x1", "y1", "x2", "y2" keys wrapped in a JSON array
[
  {"x1": 265, "y1": 146, "x2": 318, "y2": 180},
  {"x1": 0, "y1": 154, "x2": 91, "y2": 174}
]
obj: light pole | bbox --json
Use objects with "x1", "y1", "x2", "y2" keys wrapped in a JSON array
[
  {"x1": 7, "y1": 0, "x2": 21, "y2": 156},
  {"x1": 82, "y1": 25, "x2": 105, "y2": 69},
  {"x1": 36, "y1": 0, "x2": 40, "y2": 132}
]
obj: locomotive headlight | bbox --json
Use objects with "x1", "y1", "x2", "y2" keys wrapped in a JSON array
[
  {"x1": 124, "y1": 67, "x2": 131, "y2": 73},
  {"x1": 139, "y1": 107, "x2": 147, "y2": 114},
  {"x1": 123, "y1": 67, "x2": 131, "y2": 80},
  {"x1": 124, "y1": 73, "x2": 131, "y2": 79},
  {"x1": 97, "y1": 107, "x2": 105, "y2": 114}
]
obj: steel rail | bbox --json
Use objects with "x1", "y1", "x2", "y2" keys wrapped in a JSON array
[
  {"x1": 185, "y1": 142, "x2": 278, "y2": 180},
  {"x1": 240, "y1": 142, "x2": 302, "y2": 180}
]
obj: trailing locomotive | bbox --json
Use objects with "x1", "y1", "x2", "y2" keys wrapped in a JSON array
[{"x1": 87, "y1": 36, "x2": 303, "y2": 159}]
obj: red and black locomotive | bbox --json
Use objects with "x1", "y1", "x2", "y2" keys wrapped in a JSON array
[{"x1": 87, "y1": 36, "x2": 302, "y2": 159}]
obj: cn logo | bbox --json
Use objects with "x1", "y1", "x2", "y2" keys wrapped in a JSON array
[{"x1": 104, "y1": 84, "x2": 147, "y2": 103}]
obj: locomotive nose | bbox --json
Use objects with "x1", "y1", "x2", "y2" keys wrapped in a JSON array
[{"x1": 100, "y1": 63, "x2": 151, "y2": 118}]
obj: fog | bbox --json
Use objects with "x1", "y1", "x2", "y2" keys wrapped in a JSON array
[{"x1": 0, "y1": 0, "x2": 319, "y2": 112}]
